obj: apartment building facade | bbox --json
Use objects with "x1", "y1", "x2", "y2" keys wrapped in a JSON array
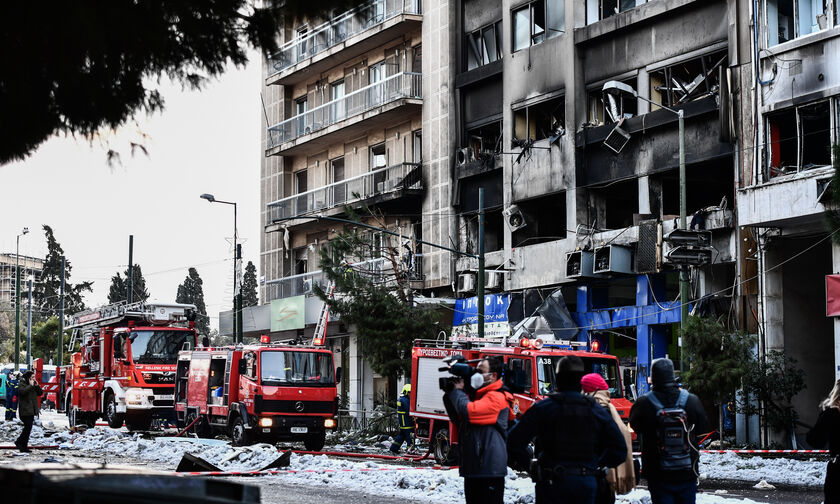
[
  {"x1": 0, "y1": 253, "x2": 43, "y2": 308},
  {"x1": 258, "y1": 0, "x2": 839, "y2": 444}
]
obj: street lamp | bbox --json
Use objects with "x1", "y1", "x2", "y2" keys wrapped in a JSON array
[
  {"x1": 200, "y1": 193, "x2": 242, "y2": 343},
  {"x1": 26, "y1": 275, "x2": 34, "y2": 368},
  {"x1": 15, "y1": 227, "x2": 29, "y2": 371},
  {"x1": 602, "y1": 81, "x2": 689, "y2": 363}
]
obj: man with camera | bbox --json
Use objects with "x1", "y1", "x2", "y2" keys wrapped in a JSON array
[
  {"x1": 446, "y1": 355, "x2": 513, "y2": 504},
  {"x1": 15, "y1": 370, "x2": 42, "y2": 453},
  {"x1": 507, "y1": 356, "x2": 627, "y2": 504}
]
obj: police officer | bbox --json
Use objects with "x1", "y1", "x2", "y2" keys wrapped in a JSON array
[
  {"x1": 390, "y1": 384, "x2": 415, "y2": 454},
  {"x1": 508, "y1": 356, "x2": 627, "y2": 504},
  {"x1": 5, "y1": 372, "x2": 19, "y2": 421}
]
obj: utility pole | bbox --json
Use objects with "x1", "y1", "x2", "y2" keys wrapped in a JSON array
[
  {"x1": 477, "y1": 188, "x2": 485, "y2": 340},
  {"x1": 14, "y1": 227, "x2": 28, "y2": 371},
  {"x1": 58, "y1": 255, "x2": 65, "y2": 366},
  {"x1": 678, "y1": 110, "x2": 689, "y2": 372},
  {"x1": 236, "y1": 243, "x2": 243, "y2": 344},
  {"x1": 26, "y1": 276, "x2": 33, "y2": 368},
  {"x1": 127, "y1": 235, "x2": 134, "y2": 304}
]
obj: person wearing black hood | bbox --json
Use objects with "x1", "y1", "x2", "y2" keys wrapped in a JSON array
[
  {"x1": 629, "y1": 358, "x2": 709, "y2": 504},
  {"x1": 508, "y1": 356, "x2": 627, "y2": 504}
]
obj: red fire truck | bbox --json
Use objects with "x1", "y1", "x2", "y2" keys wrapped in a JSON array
[
  {"x1": 174, "y1": 336, "x2": 340, "y2": 450},
  {"x1": 410, "y1": 336, "x2": 633, "y2": 464},
  {"x1": 42, "y1": 301, "x2": 198, "y2": 431}
]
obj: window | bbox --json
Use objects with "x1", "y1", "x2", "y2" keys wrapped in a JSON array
[
  {"x1": 766, "y1": 100, "x2": 832, "y2": 178},
  {"x1": 513, "y1": 96, "x2": 565, "y2": 141},
  {"x1": 330, "y1": 80, "x2": 345, "y2": 123},
  {"x1": 466, "y1": 121, "x2": 502, "y2": 154},
  {"x1": 507, "y1": 358, "x2": 533, "y2": 392},
  {"x1": 412, "y1": 44, "x2": 422, "y2": 73},
  {"x1": 295, "y1": 97, "x2": 308, "y2": 136},
  {"x1": 260, "y1": 351, "x2": 335, "y2": 385},
  {"x1": 413, "y1": 130, "x2": 422, "y2": 163},
  {"x1": 586, "y1": 0, "x2": 645, "y2": 24},
  {"x1": 649, "y1": 50, "x2": 727, "y2": 109},
  {"x1": 295, "y1": 26, "x2": 308, "y2": 59},
  {"x1": 512, "y1": 0, "x2": 564, "y2": 52},
  {"x1": 766, "y1": 0, "x2": 831, "y2": 46},
  {"x1": 370, "y1": 143, "x2": 387, "y2": 170},
  {"x1": 331, "y1": 157, "x2": 346, "y2": 205},
  {"x1": 587, "y1": 78, "x2": 636, "y2": 125},
  {"x1": 466, "y1": 21, "x2": 503, "y2": 70},
  {"x1": 295, "y1": 169, "x2": 307, "y2": 214}
]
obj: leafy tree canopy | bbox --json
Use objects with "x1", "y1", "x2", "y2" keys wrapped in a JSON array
[
  {"x1": 107, "y1": 264, "x2": 150, "y2": 303},
  {"x1": 176, "y1": 267, "x2": 209, "y2": 335},
  {"x1": 740, "y1": 350, "x2": 806, "y2": 435},
  {"x1": 242, "y1": 261, "x2": 259, "y2": 308},
  {"x1": 34, "y1": 225, "x2": 92, "y2": 317},
  {"x1": 0, "y1": 0, "x2": 362, "y2": 164}
]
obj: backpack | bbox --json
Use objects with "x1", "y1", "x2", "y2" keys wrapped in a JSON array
[{"x1": 645, "y1": 389, "x2": 692, "y2": 472}]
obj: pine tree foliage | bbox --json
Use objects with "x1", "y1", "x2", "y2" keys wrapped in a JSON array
[
  {"x1": 176, "y1": 267, "x2": 209, "y2": 335},
  {"x1": 740, "y1": 350, "x2": 806, "y2": 435},
  {"x1": 34, "y1": 225, "x2": 92, "y2": 317},
  {"x1": 0, "y1": 0, "x2": 364, "y2": 165},
  {"x1": 316, "y1": 218, "x2": 438, "y2": 378},
  {"x1": 242, "y1": 261, "x2": 259, "y2": 308},
  {"x1": 32, "y1": 316, "x2": 72, "y2": 365},
  {"x1": 107, "y1": 264, "x2": 150, "y2": 303}
]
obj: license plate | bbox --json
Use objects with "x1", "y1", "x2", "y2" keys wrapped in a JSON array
[
  {"x1": 262, "y1": 428, "x2": 271, "y2": 433},
  {"x1": 154, "y1": 394, "x2": 174, "y2": 400},
  {"x1": 291, "y1": 427, "x2": 308, "y2": 434}
]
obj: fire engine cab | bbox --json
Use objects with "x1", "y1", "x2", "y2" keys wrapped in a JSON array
[
  {"x1": 410, "y1": 336, "x2": 633, "y2": 464},
  {"x1": 174, "y1": 336, "x2": 339, "y2": 450},
  {"x1": 45, "y1": 301, "x2": 198, "y2": 431}
]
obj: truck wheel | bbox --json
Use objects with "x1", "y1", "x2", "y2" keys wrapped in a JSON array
[
  {"x1": 303, "y1": 431, "x2": 326, "y2": 452},
  {"x1": 126, "y1": 414, "x2": 152, "y2": 432},
  {"x1": 230, "y1": 415, "x2": 252, "y2": 446},
  {"x1": 433, "y1": 427, "x2": 459, "y2": 466},
  {"x1": 105, "y1": 393, "x2": 125, "y2": 429}
]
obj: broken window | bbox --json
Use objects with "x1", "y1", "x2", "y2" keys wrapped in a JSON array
[
  {"x1": 649, "y1": 50, "x2": 727, "y2": 109},
  {"x1": 466, "y1": 21, "x2": 503, "y2": 71},
  {"x1": 766, "y1": 100, "x2": 831, "y2": 178},
  {"x1": 512, "y1": 0, "x2": 564, "y2": 52},
  {"x1": 586, "y1": 0, "x2": 645, "y2": 24},
  {"x1": 589, "y1": 178, "x2": 638, "y2": 230},
  {"x1": 765, "y1": 0, "x2": 831, "y2": 46},
  {"x1": 465, "y1": 210, "x2": 505, "y2": 253},
  {"x1": 466, "y1": 121, "x2": 503, "y2": 155},
  {"x1": 513, "y1": 96, "x2": 565, "y2": 142},
  {"x1": 511, "y1": 192, "x2": 567, "y2": 247},
  {"x1": 587, "y1": 79, "x2": 637, "y2": 126}
]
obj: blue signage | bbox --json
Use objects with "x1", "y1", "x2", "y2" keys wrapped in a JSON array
[{"x1": 452, "y1": 294, "x2": 511, "y2": 326}]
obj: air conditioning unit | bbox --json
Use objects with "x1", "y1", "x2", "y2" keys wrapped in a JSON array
[
  {"x1": 566, "y1": 250, "x2": 602, "y2": 279},
  {"x1": 484, "y1": 270, "x2": 504, "y2": 290},
  {"x1": 457, "y1": 273, "x2": 476, "y2": 293},
  {"x1": 455, "y1": 147, "x2": 476, "y2": 167},
  {"x1": 502, "y1": 205, "x2": 527, "y2": 232},
  {"x1": 593, "y1": 244, "x2": 634, "y2": 274},
  {"x1": 604, "y1": 125, "x2": 631, "y2": 154}
]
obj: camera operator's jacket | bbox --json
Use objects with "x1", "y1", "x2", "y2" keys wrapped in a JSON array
[
  {"x1": 17, "y1": 381, "x2": 42, "y2": 417},
  {"x1": 449, "y1": 380, "x2": 514, "y2": 478}
]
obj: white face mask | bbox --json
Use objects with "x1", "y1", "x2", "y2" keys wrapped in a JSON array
[{"x1": 470, "y1": 372, "x2": 485, "y2": 390}]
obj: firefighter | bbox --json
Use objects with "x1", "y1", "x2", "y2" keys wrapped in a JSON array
[
  {"x1": 390, "y1": 383, "x2": 415, "y2": 454},
  {"x1": 507, "y1": 356, "x2": 627, "y2": 504},
  {"x1": 15, "y1": 370, "x2": 42, "y2": 452},
  {"x1": 5, "y1": 372, "x2": 19, "y2": 421}
]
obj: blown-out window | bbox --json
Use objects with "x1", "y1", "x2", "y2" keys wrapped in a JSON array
[
  {"x1": 512, "y1": 0, "x2": 564, "y2": 52},
  {"x1": 513, "y1": 96, "x2": 565, "y2": 141},
  {"x1": 466, "y1": 21, "x2": 503, "y2": 70},
  {"x1": 766, "y1": 100, "x2": 832, "y2": 178},
  {"x1": 765, "y1": 0, "x2": 832, "y2": 46}
]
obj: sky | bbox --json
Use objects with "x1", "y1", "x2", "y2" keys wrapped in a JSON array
[{"x1": 0, "y1": 52, "x2": 263, "y2": 331}]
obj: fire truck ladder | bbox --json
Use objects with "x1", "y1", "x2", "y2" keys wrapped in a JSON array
[
  {"x1": 223, "y1": 352, "x2": 232, "y2": 405},
  {"x1": 312, "y1": 281, "x2": 335, "y2": 345}
]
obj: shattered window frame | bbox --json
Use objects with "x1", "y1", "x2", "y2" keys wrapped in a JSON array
[
  {"x1": 765, "y1": 99, "x2": 834, "y2": 179},
  {"x1": 511, "y1": 0, "x2": 565, "y2": 53},
  {"x1": 586, "y1": 77, "x2": 637, "y2": 126},
  {"x1": 764, "y1": 0, "x2": 835, "y2": 47},
  {"x1": 648, "y1": 49, "x2": 727, "y2": 109},
  {"x1": 586, "y1": 0, "x2": 647, "y2": 25},
  {"x1": 465, "y1": 20, "x2": 503, "y2": 71},
  {"x1": 512, "y1": 95, "x2": 566, "y2": 142}
]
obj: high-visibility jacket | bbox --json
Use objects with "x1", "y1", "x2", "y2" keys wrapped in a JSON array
[{"x1": 397, "y1": 394, "x2": 413, "y2": 430}]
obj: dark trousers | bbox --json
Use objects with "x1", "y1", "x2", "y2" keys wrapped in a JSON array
[
  {"x1": 464, "y1": 477, "x2": 504, "y2": 504},
  {"x1": 648, "y1": 479, "x2": 698, "y2": 504},
  {"x1": 389, "y1": 429, "x2": 414, "y2": 453},
  {"x1": 16, "y1": 415, "x2": 34, "y2": 449},
  {"x1": 535, "y1": 474, "x2": 598, "y2": 504}
]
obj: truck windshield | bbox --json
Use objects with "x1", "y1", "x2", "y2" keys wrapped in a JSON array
[
  {"x1": 537, "y1": 356, "x2": 623, "y2": 399},
  {"x1": 260, "y1": 351, "x2": 334, "y2": 386},
  {"x1": 129, "y1": 330, "x2": 192, "y2": 364}
]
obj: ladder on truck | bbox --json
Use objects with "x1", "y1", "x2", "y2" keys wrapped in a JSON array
[{"x1": 312, "y1": 281, "x2": 335, "y2": 345}]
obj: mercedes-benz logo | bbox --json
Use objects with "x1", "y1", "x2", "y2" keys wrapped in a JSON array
[{"x1": 295, "y1": 401, "x2": 305, "y2": 412}]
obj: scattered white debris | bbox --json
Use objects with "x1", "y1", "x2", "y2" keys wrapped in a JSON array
[
  {"x1": 700, "y1": 451, "x2": 825, "y2": 487},
  {"x1": 753, "y1": 480, "x2": 776, "y2": 490}
]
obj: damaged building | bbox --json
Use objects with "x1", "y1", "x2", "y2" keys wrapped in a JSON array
[{"x1": 247, "y1": 0, "x2": 840, "y2": 445}]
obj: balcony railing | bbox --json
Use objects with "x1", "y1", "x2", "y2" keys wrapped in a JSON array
[
  {"x1": 268, "y1": 0, "x2": 421, "y2": 77},
  {"x1": 265, "y1": 256, "x2": 422, "y2": 300},
  {"x1": 267, "y1": 72, "x2": 421, "y2": 150},
  {"x1": 266, "y1": 162, "x2": 422, "y2": 224}
]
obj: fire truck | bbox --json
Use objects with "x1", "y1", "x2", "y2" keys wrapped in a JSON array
[
  {"x1": 173, "y1": 335, "x2": 340, "y2": 450},
  {"x1": 410, "y1": 336, "x2": 633, "y2": 464},
  {"x1": 42, "y1": 301, "x2": 198, "y2": 431}
]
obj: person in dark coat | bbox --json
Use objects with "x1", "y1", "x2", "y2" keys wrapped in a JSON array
[
  {"x1": 15, "y1": 370, "x2": 42, "y2": 452},
  {"x1": 448, "y1": 356, "x2": 513, "y2": 504},
  {"x1": 806, "y1": 379, "x2": 840, "y2": 504},
  {"x1": 629, "y1": 358, "x2": 709, "y2": 504},
  {"x1": 508, "y1": 356, "x2": 628, "y2": 504},
  {"x1": 390, "y1": 383, "x2": 415, "y2": 453}
]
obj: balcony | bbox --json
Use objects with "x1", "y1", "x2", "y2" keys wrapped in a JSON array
[
  {"x1": 266, "y1": 162, "x2": 422, "y2": 226},
  {"x1": 266, "y1": 72, "x2": 422, "y2": 157},
  {"x1": 267, "y1": 0, "x2": 422, "y2": 86}
]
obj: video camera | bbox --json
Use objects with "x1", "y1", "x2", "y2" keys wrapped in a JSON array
[{"x1": 438, "y1": 355, "x2": 480, "y2": 392}]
